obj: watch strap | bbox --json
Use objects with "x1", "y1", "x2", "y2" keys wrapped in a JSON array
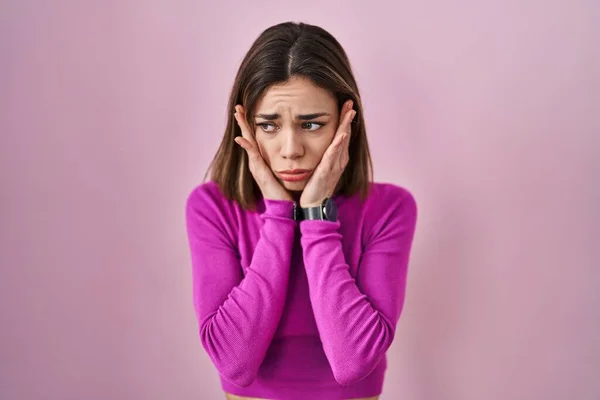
[
  {"x1": 293, "y1": 202, "x2": 302, "y2": 221},
  {"x1": 293, "y1": 198, "x2": 336, "y2": 221},
  {"x1": 301, "y1": 203, "x2": 325, "y2": 220}
]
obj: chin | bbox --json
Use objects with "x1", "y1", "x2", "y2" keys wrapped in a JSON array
[{"x1": 281, "y1": 181, "x2": 307, "y2": 191}]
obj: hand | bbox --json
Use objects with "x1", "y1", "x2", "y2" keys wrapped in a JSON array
[
  {"x1": 233, "y1": 105, "x2": 292, "y2": 202},
  {"x1": 300, "y1": 100, "x2": 356, "y2": 208}
]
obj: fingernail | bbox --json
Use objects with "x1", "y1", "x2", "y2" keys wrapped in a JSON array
[{"x1": 351, "y1": 111, "x2": 357, "y2": 120}]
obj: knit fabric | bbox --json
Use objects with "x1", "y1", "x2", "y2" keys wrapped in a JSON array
[{"x1": 185, "y1": 181, "x2": 417, "y2": 400}]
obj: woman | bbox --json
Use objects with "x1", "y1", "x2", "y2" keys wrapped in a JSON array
[{"x1": 185, "y1": 22, "x2": 417, "y2": 400}]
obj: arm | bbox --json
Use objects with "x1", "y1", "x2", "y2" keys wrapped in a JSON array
[
  {"x1": 299, "y1": 189, "x2": 417, "y2": 385},
  {"x1": 185, "y1": 186, "x2": 296, "y2": 387}
]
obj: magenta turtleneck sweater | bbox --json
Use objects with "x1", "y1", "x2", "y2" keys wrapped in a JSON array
[{"x1": 185, "y1": 181, "x2": 417, "y2": 400}]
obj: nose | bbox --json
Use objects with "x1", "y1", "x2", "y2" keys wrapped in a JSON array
[{"x1": 279, "y1": 128, "x2": 303, "y2": 160}]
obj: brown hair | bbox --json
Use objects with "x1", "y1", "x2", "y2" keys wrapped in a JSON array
[{"x1": 205, "y1": 21, "x2": 373, "y2": 209}]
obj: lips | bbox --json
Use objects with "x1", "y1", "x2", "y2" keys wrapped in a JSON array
[
  {"x1": 278, "y1": 169, "x2": 311, "y2": 174},
  {"x1": 276, "y1": 169, "x2": 313, "y2": 182}
]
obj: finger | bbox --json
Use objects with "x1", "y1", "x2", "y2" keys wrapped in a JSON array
[
  {"x1": 345, "y1": 110, "x2": 355, "y2": 143},
  {"x1": 234, "y1": 105, "x2": 256, "y2": 145},
  {"x1": 316, "y1": 132, "x2": 348, "y2": 170},
  {"x1": 234, "y1": 136, "x2": 259, "y2": 158},
  {"x1": 234, "y1": 135, "x2": 249, "y2": 149},
  {"x1": 331, "y1": 110, "x2": 354, "y2": 152},
  {"x1": 323, "y1": 132, "x2": 348, "y2": 161},
  {"x1": 334, "y1": 133, "x2": 350, "y2": 170},
  {"x1": 345, "y1": 108, "x2": 356, "y2": 132},
  {"x1": 334, "y1": 132, "x2": 349, "y2": 149},
  {"x1": 344, "y1": 99, "x2": 354, "y2": 121},
  {"x1": 334, "y1": 100, "x2": 355, "y2": 138},
  {"x1": 345, "y1": 110, "x2": 355, "y2": 148},
  {"x1": 237, "y1": 137, "x2": 272, "y2": 170},
  {"x1": 343, "y1": 99, "x2": 354, "y2": 114},
  {"x1": 317, "y1": 102, "x2": 354, "y2": 175}
]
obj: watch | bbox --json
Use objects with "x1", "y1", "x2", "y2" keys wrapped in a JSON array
[{"x1": 294, "y1": 197, "x2": 338, "y2": 221}]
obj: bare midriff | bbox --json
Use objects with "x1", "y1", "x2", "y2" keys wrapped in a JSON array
[{"x1": 225, "y1": 394, "x2": 379, "y2": 400}]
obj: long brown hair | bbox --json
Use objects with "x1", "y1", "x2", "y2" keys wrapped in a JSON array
[{"x1": 205, "y1": 21, "x2": 373, "y2": 209}]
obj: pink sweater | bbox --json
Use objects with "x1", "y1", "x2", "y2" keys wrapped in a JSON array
[{"x1": 185, "y1": 181, "x2": 417, "y2": 400}]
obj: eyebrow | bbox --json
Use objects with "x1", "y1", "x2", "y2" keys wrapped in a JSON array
[{"x1": 254, "y1": 112, "x2": 331, "y2": 121}]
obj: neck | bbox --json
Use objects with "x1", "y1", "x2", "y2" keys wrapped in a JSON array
[{"x1": 289, "y1": 190, "x2": 302, "y2": 202}]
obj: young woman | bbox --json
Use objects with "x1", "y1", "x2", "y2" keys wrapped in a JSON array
[{"x1": 185, "y1": 21, "x2": 418, "y2": 400}]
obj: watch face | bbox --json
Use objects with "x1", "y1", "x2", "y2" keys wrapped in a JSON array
[{"x1": 324, "y1": 198, "x2": 338, "y2": 221}]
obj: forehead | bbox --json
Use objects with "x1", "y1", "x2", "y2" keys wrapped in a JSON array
[{"x1": 256, "y1": 77, "x2": 336, "y2": 110}]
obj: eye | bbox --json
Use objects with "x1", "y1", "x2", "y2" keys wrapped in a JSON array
[
  {"x1": 302, "y1": 122, "x2": 324, "y2": 131},
  {"x1": 256, "y1": 123, "x2": 278, "y2": 133}
]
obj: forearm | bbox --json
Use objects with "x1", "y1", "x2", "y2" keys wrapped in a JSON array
[
  {"x1": 300, "y1": 221, "x2": 395, "y2": 385},
  {"x1": 188, "y1": 197, "x2": 296, "y2": 386}
]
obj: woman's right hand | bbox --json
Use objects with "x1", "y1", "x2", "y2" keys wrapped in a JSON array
[{"x1": 233, "y1": 105, "x2": 292, "y2": 202}]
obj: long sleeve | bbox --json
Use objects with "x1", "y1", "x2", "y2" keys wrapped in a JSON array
[
  {"x1": 299, "y1": 188, "x2": 417, "y2": 386},
  {"x1": 185, "y1": 186, "x2": 296, "y2": 387}
]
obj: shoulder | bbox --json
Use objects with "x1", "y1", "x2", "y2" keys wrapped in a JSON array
[
  {"x1": 360, "y1": 182, "x2": 418, "y2": 242},
  {"x1": 364, "y1": 182, "x2": 417, "y2": 216},
  {"x1": 185, "y1": 181, "x2": 238, "y2": 233},
  {"x1": 185, "y1": 181, "x2": 240, "y2": 249},
  {"x1": 186, "y1": 180, "x2": 229, "y2": 212}
]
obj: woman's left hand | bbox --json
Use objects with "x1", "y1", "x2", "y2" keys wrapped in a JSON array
[{"x1": 299, "y1": 100, "x2": 356, "y2": 208}]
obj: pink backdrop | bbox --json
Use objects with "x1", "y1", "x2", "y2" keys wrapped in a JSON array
[{"x1": 1, "y1": 1, "x2": 599, "y2": 399}]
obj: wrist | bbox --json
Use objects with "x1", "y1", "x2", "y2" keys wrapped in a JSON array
[
  {"x1": 297, "y1": 197, "x2": 338, "y2": 222},
  {"x1": 262, "y1": 190, "x2": 292, "y2": 202},
  {"x1": 263, "y1": 198, "x2": 295, "y2": 218},
  {"x1": 299, "y1": 201, "x2": 322, "y2": 208},
  {"x1": 300, "y1": 195, "x2": 327, "y2": 208}
]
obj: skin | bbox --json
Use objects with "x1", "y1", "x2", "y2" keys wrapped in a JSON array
[
  {"x1": 230, "y1": 77, "x2": 378, "y2": 400},
  {"x1": 234, "y1": 76, "x2": 355, "y2": 208}
]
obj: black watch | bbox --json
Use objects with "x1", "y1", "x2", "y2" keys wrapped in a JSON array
[{"x1": 293, "y1": 197, "x2": 338, "y2": 221}]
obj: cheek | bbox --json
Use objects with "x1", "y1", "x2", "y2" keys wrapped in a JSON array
[
  {"x1": 310, "y1": 129, "x2": 336, "y2": 157},
  {"x1": 310, "y1": 142, "x2": 329, "y2": 159},
  {"x1": 255, "y1": 139, "x2": 273, "y2": 165}
]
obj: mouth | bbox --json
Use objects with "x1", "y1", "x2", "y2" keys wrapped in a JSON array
[{"x1": 275, "y1": 169, "x2": 313, "y2": 182}]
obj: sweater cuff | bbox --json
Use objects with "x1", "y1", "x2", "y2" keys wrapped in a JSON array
[
  {"x1": 262, "y1": 199, "x2": 295, "y2": 219},
  {"x1": 299, "y1": 219, "x2": 341, "y2": 235}
]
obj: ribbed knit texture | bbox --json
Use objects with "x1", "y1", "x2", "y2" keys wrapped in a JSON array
[{"x1": 185, "y1": 181, "x2": 417, "y2": 400}]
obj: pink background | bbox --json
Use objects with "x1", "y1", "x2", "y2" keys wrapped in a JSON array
[{"x1": 1, "y1": 1, "x2": 599, "y2": 399}]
